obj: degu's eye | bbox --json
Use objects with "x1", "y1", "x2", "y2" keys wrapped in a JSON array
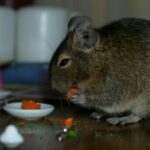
[{"x1": 57, "y1": 57, "x2": 71, "y2": 68}]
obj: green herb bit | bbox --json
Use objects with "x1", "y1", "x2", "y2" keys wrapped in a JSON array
[
  {"x1": 28, "y1": 123, "x2": 35, "y2": 129},
  {"x1": 67, "y1": 130, "x2": 78, "y2": 139}
]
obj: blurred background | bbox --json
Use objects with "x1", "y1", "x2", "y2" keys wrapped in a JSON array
[
  {"x1": 0, "y1": 0, "x2": 149, "y2": 93},
  {"x1": 35, "y1": 0, "x2": 150, "y2": 26}
]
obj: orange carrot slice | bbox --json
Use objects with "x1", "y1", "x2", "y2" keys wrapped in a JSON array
[
  {"x1": 66, "y1": 88, "x2": 80, "y2": 100},
  {"x1": 63, "y1": 117, "x2": 74, "y2": 128},
  {"x1": 22, "y1": 100, "x2": 41, "y2": 110}
]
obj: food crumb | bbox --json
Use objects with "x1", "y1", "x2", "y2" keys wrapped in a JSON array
[
  {"x1": 63, "y1": 117, "x2": 74, "y2": 128},
  {"x1": 95, "y1": 132, "x2": 101, "y2": 139},
  {"x1": 18, "y1": 121, "x2": 26, "y2": 128}
]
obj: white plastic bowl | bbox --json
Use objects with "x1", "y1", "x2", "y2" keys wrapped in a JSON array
[{"x1": 3, "y1": 102, "x2": 55, "y2": 120}]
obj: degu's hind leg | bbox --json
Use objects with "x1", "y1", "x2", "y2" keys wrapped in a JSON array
[{"x1": 107, "y1": 97, "x2": 150, "y2": 125}]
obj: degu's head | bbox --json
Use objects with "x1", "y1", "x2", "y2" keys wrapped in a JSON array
[{"x1": 49, "y1": 16, "x2": 100, "y2": 93}]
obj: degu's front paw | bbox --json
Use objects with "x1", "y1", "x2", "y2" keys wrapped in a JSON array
[
  {"x1": 66, "y1": 87, "x2": 86, "y2": 104},
  {"x1": 70, "y1": 93, "x2": 86, "y2": 105}
]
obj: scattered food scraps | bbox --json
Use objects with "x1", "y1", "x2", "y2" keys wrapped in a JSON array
[
  {"x1": 57, "y1": 117, "x2": 75, "y2": 142},
  {"x1": 56, "y1": 129, "x2": 78, "y2": 142}
]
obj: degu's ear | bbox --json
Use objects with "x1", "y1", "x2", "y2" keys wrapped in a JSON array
[
  {"x1": 68, "y1": 16, "x2": 92, "y2": 32},
  {"x1": 68, "y1": 16, "x2": 98, "y2": 51}
]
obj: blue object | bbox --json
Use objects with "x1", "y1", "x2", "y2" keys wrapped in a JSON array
[{"x1": 3, "y1": 63, "x2": 49, "y2": 85}]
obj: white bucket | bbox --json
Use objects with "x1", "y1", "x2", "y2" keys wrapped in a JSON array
[
  {"x1": 16, "y1": 7, "x2": 69, "y2": 63},
  {"x1": 0, "y1": 7, "x2": 15, "y2": 63}
]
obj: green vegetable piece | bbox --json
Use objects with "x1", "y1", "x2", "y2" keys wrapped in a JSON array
[{"x1": 67, "y1": 130, "x2": 78, "y2": 139}]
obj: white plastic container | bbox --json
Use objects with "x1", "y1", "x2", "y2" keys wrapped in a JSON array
[
  {"x1": 16, "y1": 7, "x2": 69, "y2": 63},
  {"x1": 0, "y1": 125, "x2": 24, "y2": 148},
  {"x1": 0, "y1": 7, "x2": 15, "y2": 63}
]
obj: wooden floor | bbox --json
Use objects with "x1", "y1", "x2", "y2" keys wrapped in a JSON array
[{"x1": 0, "y1": 100, "x2": 150, "y2": 150}]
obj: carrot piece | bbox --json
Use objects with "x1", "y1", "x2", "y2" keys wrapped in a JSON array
[
  {"x1": 21, "y1": 100, "x2": 41, "y2": 110},
  {"x1": 63, "y1": 117, "x2": 74, "y2": 128},
  {"x1": 66, "y1": 88, "x2": 80, "y2": 100}
]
